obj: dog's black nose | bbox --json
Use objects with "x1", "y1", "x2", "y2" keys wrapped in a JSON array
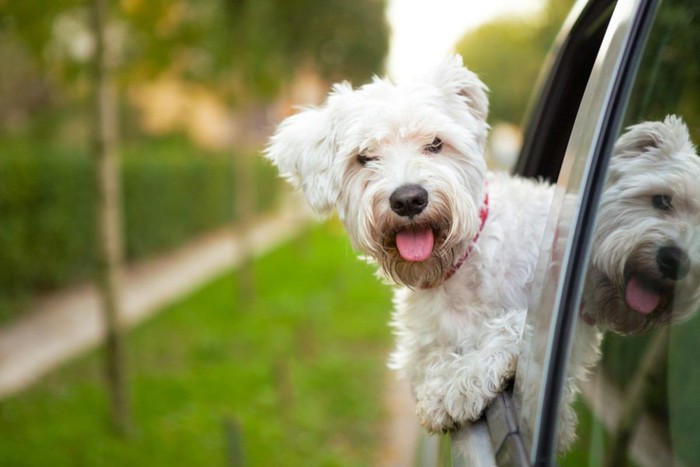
[
  {"x1": 390, "y1": 185, "x2": 428, "y2": 218},
  {"x1": 657, "y1": 245, "x2": 690, "y2": 281}
]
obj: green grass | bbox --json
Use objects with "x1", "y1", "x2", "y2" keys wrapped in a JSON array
[{"x1": 0, "y1": 222, "x2": 393, "y2": 466}]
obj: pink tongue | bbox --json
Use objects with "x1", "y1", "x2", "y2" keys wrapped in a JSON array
[
  {"x1": 625, "y1": 276, "x2": 661, "y2": 315},
  {"x1": 395, "y1": 229, "x2": 434, "y2": 262}
]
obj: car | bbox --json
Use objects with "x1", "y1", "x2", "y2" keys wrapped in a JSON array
[{"x1": 417, "y1": 0, "x2": 700, "y2": 465}]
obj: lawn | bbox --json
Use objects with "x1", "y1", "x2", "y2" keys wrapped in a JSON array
[{"x1": 0, "y1": 222, "x2": 393, "y2": 466}]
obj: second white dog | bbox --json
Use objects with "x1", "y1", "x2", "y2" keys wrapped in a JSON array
[
  {"x1": 266, "y1": 56, "x2": 554, "y2": 433},
  {"x1": 582, "y1": 115, "x2": 700, "y2": 333}
]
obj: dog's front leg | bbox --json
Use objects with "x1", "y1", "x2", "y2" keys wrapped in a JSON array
[{"x1": 411, "y1": 335, "x2": 519, "y2": 433}]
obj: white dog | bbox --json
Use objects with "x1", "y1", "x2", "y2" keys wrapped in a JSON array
[
  {"x1": 266, "y1": 55, "x2": 555, "y2": 433},
  {"x1": 543, "y1": 115, "x2": 700, "y2": 452},
  {"x1": 581, "y1": 115, "x2": 700, "y2": 334}
]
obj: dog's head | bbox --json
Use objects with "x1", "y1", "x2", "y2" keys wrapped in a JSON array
[
  {"x1": 583, "y1": 115, "x2": 700, "y2": 333},
  {"x1": 266, "y1": 55, "x2": 489, "y2": 288}
]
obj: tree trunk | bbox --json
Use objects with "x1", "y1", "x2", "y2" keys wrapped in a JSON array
[
  {"x1": 233, "y1": 130, "x2": 256, "y2": 306},
  {"x1": 91, "y1": 0, "x2": 131, "y2": 436},
  {"x1": 224, "y1": 0, "x2": 256, "y2": 306}
]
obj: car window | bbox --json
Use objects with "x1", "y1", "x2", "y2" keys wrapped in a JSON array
[
  {"x1": 512, "y1": 0, "x2": 640, "y2": 464},
  {"x1": 511, "y1": 0, "x2": 666, "y2": 464},
  {"x1": 557, "y1": 0, "x2": 700, "y2": 465},
  {"x1": 435, "y1": 2, "x2": 619, "y2": 464}
]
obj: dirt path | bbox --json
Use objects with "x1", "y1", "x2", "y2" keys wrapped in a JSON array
[
  {"x1": 0, "y1": 204, "x2": 313, "y2": 399},
  {"x1": 377, "y1": 372, "x2": 420, "y2": 466}
]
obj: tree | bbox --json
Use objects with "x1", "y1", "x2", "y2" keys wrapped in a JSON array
[
  {"x1": 218, "y1": 0, "x2": 389, "y2": 302},
  {"x1": 456, "y1": 0, "x2": 575, "y2": 126},
  {"x1": 90, "y1": 0, "x2": 131, "y2": 435},
  {"x1": 222, "y1": 0, "x2": 389, "y2": 101},
  {"x1": 623, "y1": 0, "x2": 700, "y2": 128},
  {"x1": 1, "y1": 0, "x2": 389, "y2": 140}
]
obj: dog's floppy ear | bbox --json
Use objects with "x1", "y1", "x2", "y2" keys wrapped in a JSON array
[
  {"x1": 431, "y1": 55, "x2": 489, "y2": 122},
  {"x1": 265, "y1": 92, "x2": 346, "y2": 216},
  {"x1": 614, "y1": 115, "x2": 694, "y2": 160}
]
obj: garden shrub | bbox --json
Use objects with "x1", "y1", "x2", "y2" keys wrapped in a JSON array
[{"x1": 0, "y1": 137, "x2": 279, "y2": 321}]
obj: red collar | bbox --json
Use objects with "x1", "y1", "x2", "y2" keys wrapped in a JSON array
[{"x1": 422, "y1": 191, "x2": 489, "y2": 289}]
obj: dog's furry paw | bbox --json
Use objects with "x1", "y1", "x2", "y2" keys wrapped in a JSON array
[
  {"x1": 444, "y1": 386, "x2": 492, "y2": 423},
  {"x1": 413, "y1": 381, "x2": 492, "y2": 433},
  {"x1": 415, "y1": 391, "x2": 460, "y2": 434}
]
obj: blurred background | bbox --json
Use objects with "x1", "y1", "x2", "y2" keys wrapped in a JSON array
[{"x1": 0, "y1": 0, "x2": 571, "y2": 465}]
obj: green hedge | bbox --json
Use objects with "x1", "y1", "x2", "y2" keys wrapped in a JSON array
[{"x1": 0, "y1": 137, "x2": 280, "y2": 321}]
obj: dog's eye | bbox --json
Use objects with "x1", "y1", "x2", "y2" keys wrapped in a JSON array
[
  {"x1": 652, "y1": 194, "x2": 673, "y2": 211},
  {"x1": 356, "y1": 153, "x2": 377, "y2": 165},
  {"x1": 424, "y1": 137, "x2": 443, "y2": 154}
]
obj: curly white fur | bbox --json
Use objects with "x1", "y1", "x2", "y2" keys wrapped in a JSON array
[{"x1": 267, "y1": 55, "x2": 554, "y2": 433}]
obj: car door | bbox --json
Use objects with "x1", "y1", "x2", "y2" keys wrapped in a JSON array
[
  {"x1": 513, "y1": 0, "x2": 700, "y2": 465},
  {"x1": 513, "y1": 0, "x2": 663, "y2": 463},
  {"x1": 545, "y1": 0, "x2": 700, "y2": 465},
  {"x1": 426, "y1": 0, "x2": 700, "y2": 465},
  {"x1": 423, "y1": 0, "x2": 700, "y2": 465}
]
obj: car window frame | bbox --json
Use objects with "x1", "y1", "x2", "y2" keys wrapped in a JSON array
[{"x1": 520, "y1": 0, "x2": 663, "y2": 464}]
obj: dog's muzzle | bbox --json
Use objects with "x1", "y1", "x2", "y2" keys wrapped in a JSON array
[{"x1": 623, "y1": 244, "x2": 690, "y2": 316}]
